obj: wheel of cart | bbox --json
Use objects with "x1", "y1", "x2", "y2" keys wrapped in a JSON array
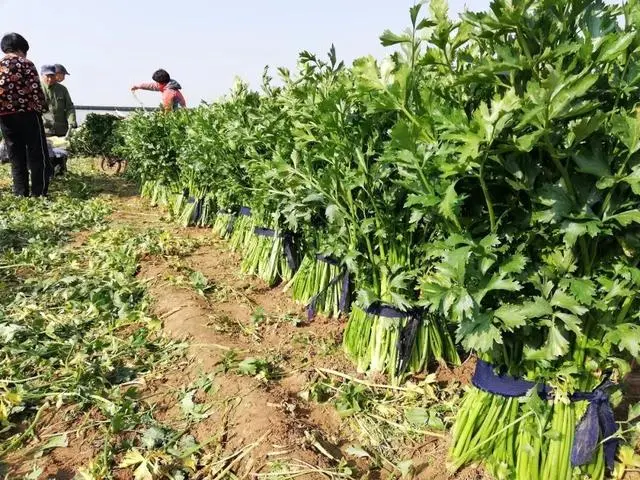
[{"x1": 100, "y1": 155, "x2": 127, "y2": 175}]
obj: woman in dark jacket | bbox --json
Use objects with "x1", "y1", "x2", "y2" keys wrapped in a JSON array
[{"x1": 0, "y1": 32, "x2": 52, "y2": 197}]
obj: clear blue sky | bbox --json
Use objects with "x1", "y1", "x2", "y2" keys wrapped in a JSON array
[{"x1": 0, "y1": 0, "x2": 620, "y2": 107}]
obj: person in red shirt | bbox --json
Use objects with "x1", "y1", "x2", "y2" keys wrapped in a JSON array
[
  {"x1": 0, "y1": 33, "x2": 52, "y2": 197},
  {"x1": 131, "y1": 69, "x2": 186, "y2": 112}
]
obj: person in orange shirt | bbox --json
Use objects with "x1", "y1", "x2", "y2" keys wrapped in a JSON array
[{"x1": 131, "y1": 69, "x2": 186, "y2": 112}]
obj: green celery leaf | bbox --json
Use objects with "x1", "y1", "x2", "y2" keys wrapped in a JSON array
[
  {"x1": 621, "y1": 166, "x2": 640, "y2": 195},
  {"x1": 568, "y1": 278, "x2": 596, "y2": 306},
  {"x1": 611, "y1": 113, "x2": 640, "y2": 155},
  {"x1": 450, "y1": 291, "x2": 474, "y2": 323},
  {"x1": 534, "y1": 184, "x2": 574, "y2": 223},
  {"x1": 572, "y1": 149, "x2": 611, "y2": 178},
  {"x1": 550, "y1": 290, "x2": 588, "y2": 315},
  {"x1": 525, "y1": 325, "x2": 570, "y2": 361},
  {"x1": 409, "y1": 209, "x2": 424, "y2": 224},
  {"x1": 479, "y1": 234, "x2": 500, "y2": 250},
  {"x1": 456, "y1": 312, "x2": 503, "y2": 352},
  {"x1": 548, "y1": 72, "x2": 598, "y2": 121},
  {"x1": 515, "y1": 129, "x2": 544, "y2": 152},
  {"x1": 605, "y1": 324, "x2": 640, "y2": 358},
  {"x1": 480, "y1": 256, "x2": 497, "y2": 275},
  {"x1": 439, "y1": 181, "x2": 462, "y2": 229},
  {"x1": 494, "y1": 297, "x2": 553, "y2": 330},
  {"x1": 380, "y1": 30, "x2": 412, "y2": 46},
  {"x1": 610, "y1": 210, "x2": 640, "y2": 226},
  {"x1": 543, "y1": 248, "x2": 578, "y2": 275},
  {"x1": 353, "y1": 56, "x2": 385, "y2": 92},
  {"x1": 555, "y1": 312, "x2": 582, "y2": 335},
  {"x1": 596, "y1": 32, "x2": 636, "y2": 63},
  {"x1": 429, "y1": 0, "x2": 448, "y2": 21},
  {"x1": 520, "y1": 297, "x2": 554, "y2": 318},
  {"x1": 560, "y1": 220, "x2": 602, "y2": 246},
  {"x1": 501, "y1": 253, "x2": 528, "y2": 274},
  {"x1": 567, "y1": 112, "x2": 606, "y2": 146},
  {"x1": 474, "y1": 273, "x2": 522, "y2": 303},
  {"x1": 325, "y1": 204, "x2": 341, "y2": 223},
  {"x1": 493, "y1": 304, "x2": 528, "y2": 330}
]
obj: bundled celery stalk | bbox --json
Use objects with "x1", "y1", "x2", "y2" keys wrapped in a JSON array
[
  {"x1": 229, "y1": 208, "x2": 254, "y2": 252},
  {"x1": 195, "y1": 196, "x2": 215, "y2": 227},
  {"x1": 170, "y1": 190, "x2": 188, "y2": 219},
  {"x1": 172, "y1": 190, "x2": 215, "y2": 227},
  {"x1": 240, "y1": 228, "x2": 296, "y2": 286},
  {"x1": 149, "y1": 182, "x2": 172, "y2": 208},
  {"x1": 263, "y1": 44, "x2": 462, "y2": 379},
  {"x1": 212, "y1": 209, "x2": 236, "y2": 238},
  {"x1": 140, "y1": 180, "x2": 154, "y2": 201},
  {"x1": 448, "y1": 357, "x2": 611, "y2": 480},
  {"x1": 284, "y1": 254, "x2": 349, "y2": 319},
  {"x1": 118, "y1": 110, "x2": 187, "y2": 207},
  {"x1": 343, "y1": 305, "x2": 459, "y2": 380},
  {"x1": 139, "y1": 180, "x2": 169, "y2": 207},
  {"x1": 175, "y1": 197, "x2": 207, "y2": 227},
  {"x1": 340, "y1": 217, "x2": 459, "y2": 380}
]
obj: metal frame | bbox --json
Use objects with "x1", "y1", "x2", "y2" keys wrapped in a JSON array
[{"x1": 75, "y1": 105, "x2": 159, "y2": 112}]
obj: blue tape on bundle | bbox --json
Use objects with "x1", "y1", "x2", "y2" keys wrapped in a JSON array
[
  {"x1": 570, "y1": 380, "x2": 618, "y2": 470},
  {"x1": 253, "y1": 228, "x2": 298, "y2": 272},
  {"x1": 363, "y1": 303, "x2": 423, "y2": 375},
  {"x1": 472, "y1": 359, "x2": 618, "y2": 470},
  {"x1": 315, "y1": 254, "x2": 340, "y2": 266},
  {"x1": 364, "y1": 303, "x2": 413, "y2": 319},
  {"x1": 226, "y1": 216, "x2": 235, "y2": 235},
  {"x1": 254, "y1": 227, "x2": 275, "y2": 237},
  {"x1": 187, "y1": 197, "x2": 203, "y2": 222},
  {"x1": 471, "y1": 359, "x2": 551, "y2": 398}
]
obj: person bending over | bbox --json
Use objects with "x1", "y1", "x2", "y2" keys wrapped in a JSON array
[{"x1": 131, "y1": 69, "x2": 186, "y2": 112}]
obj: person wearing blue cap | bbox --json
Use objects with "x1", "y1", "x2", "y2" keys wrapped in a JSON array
[
  {"x1": 54, "y1": 64, "x2": 70, "y2": 83},
  {"x1": 41, "y1": 64, "x2": 76, "y2": 138}
]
